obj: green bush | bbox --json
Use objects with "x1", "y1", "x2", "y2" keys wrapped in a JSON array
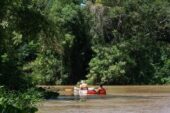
[{"x1": 0, "y1": 87, "x2": 41, "y2": 113}]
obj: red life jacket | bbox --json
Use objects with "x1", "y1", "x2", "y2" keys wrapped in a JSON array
[{"x1": 98, "y1": 87, "x2": 106, "y2": 95}]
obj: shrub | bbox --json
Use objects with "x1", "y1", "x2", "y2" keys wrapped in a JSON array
[{"x1": 0, "y1": 87, "x2": 41, "y2": 113}]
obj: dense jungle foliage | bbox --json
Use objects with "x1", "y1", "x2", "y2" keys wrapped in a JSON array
[
  {"x1": 0, "y1": 0, "x2": 170, "y2": 86},
  {"x1": 0, "y1": 0, "x2": 170, "y2": 112}
]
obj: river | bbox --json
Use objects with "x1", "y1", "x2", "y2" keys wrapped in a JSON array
[{"x1": 38, "y1": 86, "x2": 170, "y2": 113}]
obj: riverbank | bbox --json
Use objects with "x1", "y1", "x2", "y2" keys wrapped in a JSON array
[{"x1": 38, "y1": 85, "x2": 170, "y2": 95}]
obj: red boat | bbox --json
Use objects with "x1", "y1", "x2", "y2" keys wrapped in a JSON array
[
  {"x1": 87, "y1": 89, "x2": 97, "y2": 95},
  {"x1": 74, "y1": 87, "x2": 106, "y2": 96}
]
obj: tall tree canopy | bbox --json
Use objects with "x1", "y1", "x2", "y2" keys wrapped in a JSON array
[{"x1": 0, "y1": 0, "x2": 170, "y2": 87}]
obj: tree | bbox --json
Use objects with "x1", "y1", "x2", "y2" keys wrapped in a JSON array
[{"x1": 87, "y1": 0, "x2": 170, "y2": 84}]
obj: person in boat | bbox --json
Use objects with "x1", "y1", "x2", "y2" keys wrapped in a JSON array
[
  {"x1": 79, "y1": 80, "x2": 88, "y2": 101},
  {"x1": 80, "y1": 80, "x2": 88, "y2": 90},
  {"x1": 97, "y1": 84, "x2": 106, "y2": 95}
]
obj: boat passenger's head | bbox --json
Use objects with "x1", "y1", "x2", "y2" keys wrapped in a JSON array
[{"x1": 100, "y1": 84, "x2": 103, "y2": 87}]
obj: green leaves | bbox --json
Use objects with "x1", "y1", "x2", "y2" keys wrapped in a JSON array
[
  {"x1": 1, "y1": 53, "x2": 9, "y2": 63},
  {"x1": 87, "y1": 45, "x2": 129, "y2": 84},
  {"x1": 87, "y1": 0, "x2": 170, "y2": 85},
  {"x1": 23, "y1": 50, "x2": 61, "y2": 85},
  {"x1": 62, "y1": 34, "x2": 75, "y2": 48},
  {"x1": 0, "y1": 87, "x2": 40, "y2": 113},
  {"x1": 12, "y1": 31, "x2": 22, "y2": 46},
  {"x1": 0, "y1": 20, "x2": 8, "y2": 29},
  {"x1": 0, "y1": 0, "x2": 170, "y2": 88}
]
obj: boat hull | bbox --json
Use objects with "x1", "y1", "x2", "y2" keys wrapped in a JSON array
[{"x1": 74, "y1": 87, "x2": 97, "y2": 96}]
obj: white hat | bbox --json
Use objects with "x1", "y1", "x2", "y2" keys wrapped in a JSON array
[{"x1": 80, "y1": 80, "x2": 85, "y2": 84}]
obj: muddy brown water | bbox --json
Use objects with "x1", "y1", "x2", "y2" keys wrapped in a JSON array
[{"x1": 38, "y1": 86, "x2": 170, "y2": 113}]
